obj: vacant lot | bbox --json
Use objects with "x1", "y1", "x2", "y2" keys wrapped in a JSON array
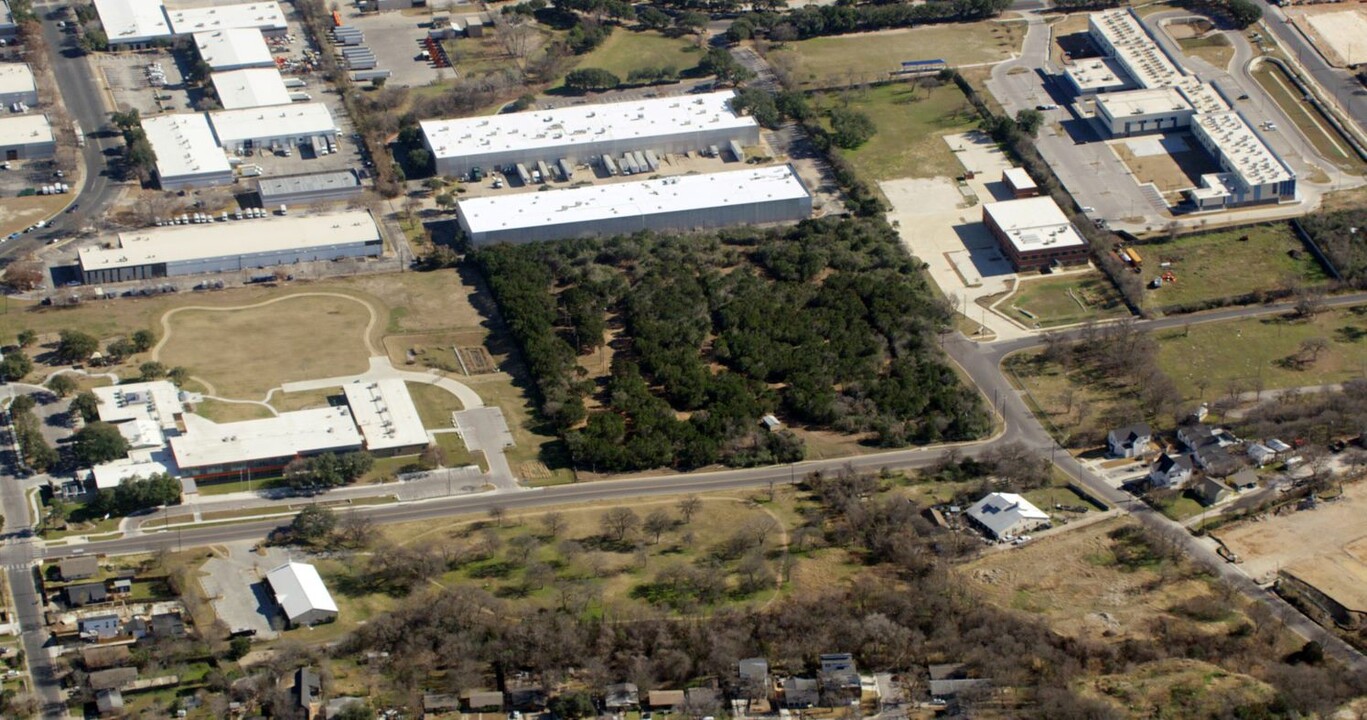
[
  {"x1": 157, "y1": 295, "x2": 373, "y2": 399},
  {"x1": 1177, "y1": 34, "x2": 1233, "y2": 68},
  {"x1": 1007, "y1": 271, "x2": 1131, "y2": 328},
  {"x1": 1139, "y1": 223, "x2": 1329, "y2": 310},
  {"x1": 1078, "y1": 658, "x2": 1275, "y2": 717},
  {"x1": 811, "y1": 81, "x2": 978, "y2": 181},
  {"x1": 564, "y1": 30, "x2": 701, "y2": 84},
  {"x1": 0, "y1": 193, "x2": 69, "y2": 237},
  {"x1": 1111, "y1": 134, "x2": 1219, "y2": 200},
  {"x1": 1155, "y1": 305, "x2": 1367, "y2": 401},
  {"x1": 963, "y1": 516, "x2": 1237, "y2": 642},
  {"x1": 407, "y1": 381, "x2": 464, "y2": 428},
  {"x1": 1252, "y1": 63, "x2": 1365, "y2": 174},
  {"x1": 771, "y1": 22, "x2": 1023, "y2": 89}
]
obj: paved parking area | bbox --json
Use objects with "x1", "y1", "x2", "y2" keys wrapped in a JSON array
[
  {"x1": 95, "y1": 49, "x2": 195, "y2": 116},
  {"x1": 338, "y1": 8, "x2": 450, "y2": 88},
  {"x1": 198, "y1": 542, "x2": 291, "y2": 639}
]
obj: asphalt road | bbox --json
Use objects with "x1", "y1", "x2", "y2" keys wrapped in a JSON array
[{"x1": 1252, "y1": 0, "x2": 1367, "y2": 139}]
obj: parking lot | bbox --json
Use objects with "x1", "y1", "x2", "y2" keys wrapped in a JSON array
[
  {"x1": 337, "y1": 8, "x2": 458, "y2": 88},
  {"x1": 198, "y1": 542, "x2": 291, "y2": 640},
  {"x1": 95, "y1": 49, "x2": 195, "y2": 116}
]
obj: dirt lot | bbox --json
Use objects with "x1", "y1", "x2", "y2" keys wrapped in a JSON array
[
  {"x1": 1288, "y1": 4, "x2": 1367, "y2": 68},
  {"x1": 1216, "y1": 480, "x2": 1367, "y2": 607},
  {"x1": 1110, "y1": 133, "x2": 1220, "y2": 199}
]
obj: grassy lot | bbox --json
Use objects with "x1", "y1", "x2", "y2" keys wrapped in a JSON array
[
  {"x1": 1177, "y1": 34, "x2": 1234, "y2": 68},
  {"x1": 810, "y1": 81, "x2": 977, "y2": 181},
  {"x1": 158, "y1": 295, "x2": 372, "y2": 399},
  {"x1": 1155, "y1": 304, "x2": 1367, "y2": 401},
  {"x1": 190, "y1": 398, "x2": 274, "y2": 422},
  {"x1": 1007, "y1": 271, "x2": 1131, "y2": 328},
  {"x1": 1006, "y1": 349, "x2": 1160, "y2": 450},
  {"x1": 433, "y1": 432, "x2": 478, "y2": 470},
  {"x1": 564, "y1": 30, "x2": 701, "y2": 85},
  {"x1": 1139, "y1": 223, "x2": 1329, "y2": 310},
  {"x1": 407, "y1": 381, "x2": 464, "y2": 428},
  {"x1": 0, "y1": 193, "x2": 70, "y2": 237},
  {"x1": 1252, "y1": 63, "x2": 1366, "y2": 174},
  {"x1": 771, "y1": 22, "x2": 1023, "y2": 89}
]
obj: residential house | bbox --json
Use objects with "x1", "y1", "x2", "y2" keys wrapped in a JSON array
[
  {"x1": 820, "y1": 652, "x2": 859, "y2": 688},
  {"x1": 1192, "y1": 444, "x2": 1238, "y2": 477},
  {"x1": 1107, "y1": 423, "x2": 1152, "y2": 458},
  {"x1": 266, "y1": 561, "x2": 338, "y2": 627},
  {"x1": 684, "y1": 687, "x2": 722, "y2": 716},
  {"x1": 95, "y1": 688, "x2": 124, "y2": 717},
  {"x1": 737, "y1": 656, "x2": 771, "y2": 700},
  {"x1": 58, "y1": 556, "x2": 99, "y2": 582},
  {"x1": 507, "y1": 686, "x2": 547, "y2": 711},
  {"x1": 1178, "y1": 424, "x2": 1217, "y2": 451},
  {"x1": 296, "y1": 667, "x2": 322, "y2": 718},
  {"x1": 646, "y1": 690, "x2": 685, "y2": 711},
  {"x1": 927, "y1": 663, "x2": 991, "y2": 700},
  {"x1": 82, "y1": 645, "x2": 132, "y2": 671},
  {"x1": 88, "y1": 667, "x2": 138, "y2": 692},
  {"x1": 1192, "y1": 477, "x2": 1232, "y2": 506},
  {"x1": 150, "y1": 613, "x2": 187, "y2": 638},
  {"x1": 965, "y1": 493, "x2": 1050, "y2": 540},
  {"x1": 1248, "y1": 443, "x2": 1276, "y2": 467},
  {"x1": 782, "y1": 677, "x2": 820, "y2": 708},
  {"x1": 1267, "y1": 438, "x2": 1292, "y2": 454},
  {"x1": 422, "y1": 694, "x2": 461, "y2": 715},
  {"x1": 79, "y1": 614, "x2": 122, "y2": 640},
  {"x1": 1228, "y1": 468, "x2": 1259, "y2": 491},
  {"x1": 604, "y1": 682, "x2": 639, "y2": 710},
  {"x1": 1149, "y1": 453, "x2": 1194, "y2": 489},
  {"x1": 462, "y1": 690, "x2": 503, "y2": 712},
  {"x1": 66, "y1": 582, "x2": 109, "y2": 607}
]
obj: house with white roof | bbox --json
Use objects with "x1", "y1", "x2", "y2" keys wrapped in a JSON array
[
  {"x1": 965, "y1": 492, "x2": 1049, "y2": 540},
  {"x1": 265, "y1": 561, "x2": 338, "y2": 626}
]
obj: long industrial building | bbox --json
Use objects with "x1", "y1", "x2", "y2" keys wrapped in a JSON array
[
  {"x1": 194, "y1": 28, "x2": 275, "y2": 71},
  {"x1": 95, "y1": 0, "x2": 286, "y2": 48},
  {"x1": 0, "y1": 63, "x2": 38, "y2": 107},
  {"x1": 78, "y1": 211, "x2": 383, "y2": 284},
  {"x1": 211, "y1": 67, "x2": 291, "y2": 109},
  {"x1": 456, "y1": 165, "x2": 811, "y2": 245},
  {"x1": 1094, "y1": 87, "x2": 1193, "y2": 137},
  {"x1": 142, "y1": 113, "x2": 235, "y2": 190},
  {"x1": 209, "y1": 102, "x2": 338, "y2": 152},
  {"x1": 0, "y1": 114, "x2": 55, "y2": 160},
  {"x1": 422, "y1": 91, "x2": 761, "y2": 177}
]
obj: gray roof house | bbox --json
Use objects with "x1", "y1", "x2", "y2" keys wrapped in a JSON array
[
  {"x1": 819, "y1": 652, "x2": 859, "y2": 689},
  {"x1": 1228, "y1": 468, "x2": 1259, "y2": 491},
  {"x1": 1178, "y1": 424, "x2": 1217, "y2": 450},
  {"x1": 95, "y1": 688, "x2": 124, "y2": 717},
  {"x1": 782, "y1": 677, "x2": 820, "y2": 708},
  {"x1": 1149, "y1": 453, "x2": 1194, "y2": 489},
  {"x1": 79, "y1": 614, "x2": 122, "y2": 640},
  {"x1": 965, "y1": 493, "x2": 1050, "y2": 540},
  {"x1": 65, "y1": 582, "x2": 109, "y2": 607},
  {"x1": 58, "y1": 556, "x2": 99, "y2": 581},
  {"x1": 1247, "y1": 443, "x2": 1277, "y2": 467},
  {"x1": 1107, "y1": 423, "x2": 1151, "y2": 458},
  {"x1": 463, "y1": 690, "x2": 504, "y2": 711},
  {"x1": 1192, "y1": 444, "x2": 1238, "y2": 477},
  {"x1": 739, "y1": 657, "x2": 770, "y2": 683},
  {"x1": 88, "y1": 667, "x2": 138, "y2": 691},
  {"x1": 1192, "y1": 477, "x2": 1232, "y2": 506}
]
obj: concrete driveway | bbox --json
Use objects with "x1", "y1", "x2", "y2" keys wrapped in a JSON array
[{"x1": 198, "y1": 542, "x2": 290, "y2": 639}]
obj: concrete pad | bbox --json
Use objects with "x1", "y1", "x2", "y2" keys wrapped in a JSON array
[{"x1": 198, "y1": 543, "x2": 291, "y2": 639}]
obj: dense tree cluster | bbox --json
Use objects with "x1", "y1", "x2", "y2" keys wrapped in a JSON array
[
  {"x1": 110, "y1": 110, "x2": 158, "y2": 183},
  {"x1": 727, "y1": 0, "x2": 1011, "y2": 41},
  {"x1": 10, "y1": 395, "x2": 57, "y2": 472},
  {"x1": 1299, "y1": 208, "x2": 1367, "y2": 286},
  {"x1": 91, "y1": 473, "x2": 182, "y2": 517},
  {"x1": 282, "y1": 452, "x2": 375, "y2": 491},
  {"x1": 475, "y1": 218, "x2": 988, "y2": 472},
  {"x1": 71, "y1": 421, "x2": 131, "y2": 467}
]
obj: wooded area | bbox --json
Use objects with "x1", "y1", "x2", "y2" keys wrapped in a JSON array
[
  {"x1": 1300, "y1": 208, "x2": 1367, "y2": 286},
  {"x1": 474, "y1": 218, "x2": 989, "y2": 472}
]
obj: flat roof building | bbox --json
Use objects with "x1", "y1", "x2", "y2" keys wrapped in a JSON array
[
  {"x1": 1189, "y1": 111, "x2": 1297, "y2": 207},
  {"x1": 1001, "y1": 167, "x2": 1038, "y2": 198},
  {"x1": 1063, "y1": 57, "x2": 1131, "y2": 95},
  {"x1": 94, "y1": 0, "x2": 171, "y2": 47},
  {"x1": 79, "y1": 210, "x2": 384, "y2": 284},
  {"x1": 256, "y1": 169, "x2": 363, "y2": 204},
  {"x1": 90, "y1": 459, "x2": 174, "y2": 491},
  {"x1": 0, "y1": 1, "x2": 16, "y2": 38},
  {"x1": 194, "y1": 28, "x2": 275, "y2": 71},
  {"x1": 982, "y1": 196, "x2": 1089, "y2": 271},
  {"x1": 1175, "y1": 78, "x2": 1230, "y2": 114},
  {"x1": 341, "y1": 379, "x2": 429, "y2": 456},
  {"x1": 166, "y1": 1, "x2": 286, "y2": 35},
  {"x1": 209, "y1": 102, "x2": 338, "y2": 151},
  {"x1": 212, "y1": 67, "x2": 292, "y2": 109},
  {"x1": 1095, "y1": 87, "x2": 1194, "y2": 137},
  {"x1": 266, "y1": 561, "x2": 338, "y2": 627},
  {"x1": 141, "y1": 113, "x2": 234, "y2": 190},
  {"x1": 1089, "y1": 9, "x2": 1184, "y2": 89},
  {"x1": 456, "y1": 165, "x2": 811, "y2": 245},
  {"x1": 92, "y1": 381, "x2": 183, "y2": 432},
  {"x1": 171, "y1": 406, "x2": 363, "y2": 478},
  {"x1": 0, "y1": 63, "x2": 38, "y2": 107},
  {"x1": 0, "y1": 113, "x2": 55, "y2": 160},
  {"x1": 422, "y1": 90, "x2": 761, "y2": 176}
]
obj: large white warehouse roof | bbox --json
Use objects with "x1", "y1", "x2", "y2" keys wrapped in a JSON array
[
  {"x1": 457, "y1": 165, "x2": 809, "y2": 237},
  {"x1": 421, "y1": 90, "x2": 758, "y2": 161},
  {"x1": 166, "y1": 1, "x2": 285, "y2": 34},
  {"x1": 0, "y1": 113, "x2": 54, "y2": 146},
  {"x1": 171, "y1": 406, "x2": 362, "y2": 470},
  {"x1": 212, "y1": 67, "x2": 291, "y2": 109},
  {"x1": 142, "y1": 113, "x2": 232, "y2": 182},
  {"x1": 94, "y1": 0, "x2": 171, "y2": 44},
  {"x1": 78, "y1": 211, "x2": 381, "y2": 273},
  {"x1": 1193, "y1": 112, "x2": 1295, "y2": 188},
  {"x1": 209, "y1": 102, "x2": 336, "y2": 146},
  {"x1": 1091, "y1": 9, "x2": 1184, "y2": 88},
  {"x1": 194, "y1": 28, "x2": 274, "y2": 70},
  {"x1": 0, "y1": 63, "x2": 36, "y2": 97}
]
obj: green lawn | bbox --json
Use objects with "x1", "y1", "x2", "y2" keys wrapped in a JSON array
[
  {"x1": 1008, "y1": 272, "x2": 1132, "y2": 328},
  {"x1": 1252, "y1": 63, "x2": 1366, "y2": 173},
  {"x1": 565, "y1": 30, "x2": 701, "y2": 85},
  {"x1": 434, "y1": 432, "x2": 478, "y2": 470},
  {"x1": 811, "y1": 81, "x2": 978, "y2": 181},
  {"x1": 771, "y1": 22, "x2": 1024, "y2": 89},
  {"x1": 1156, "y1": 304, "x2": 1367, "y2": 401},
  {"x1": 1141, "y1": 223, "x2": 1329, "y2": 310},
  {"x1": 406, "y1": 381, "x2": 463, "y2": 429},
  {"x1": 1153, "y1": 490, "x2": 1206, "y2": 522}
]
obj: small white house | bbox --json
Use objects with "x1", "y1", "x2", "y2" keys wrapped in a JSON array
[
  {"x1": 1106, "y1": 423, "x2": 1152, "y2": 459},
  {"x1": 1247, "y1": 443, "x2": 1276, "y2": 467},
  {"x1": 1150, "y1": 453, "x2": 1194, "y2": 489},
  {"x1": 965, "y1": 492, "x2": 1049, "y2": 540}
]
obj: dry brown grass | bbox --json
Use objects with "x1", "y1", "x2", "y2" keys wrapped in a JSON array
[
  {"x1": 1111, "y1": 139, "x2": 1219, "y2": 196},
  {"x1": 1077, "y1": 658, "x2": 1275, "y2": 716},
  {"x1": 0, "y1": 193, "x2": 70, "y2": 237}
]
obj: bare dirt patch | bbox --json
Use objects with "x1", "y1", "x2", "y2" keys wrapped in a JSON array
[
  {"x1": 1111, "y1": 135, "x2": 1219, "y2": 197},
  {"x1": 1289, "y1": 5, "x2": 1367, "y2": 67}
]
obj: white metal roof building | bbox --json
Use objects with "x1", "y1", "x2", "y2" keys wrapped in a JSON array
[
  {"x1": 1174, "y1": 78, "x2": 1230, "y2": 115},
  {"x1": 194, "y1": 28, "x2": 275, "y2": 71},
  {"x1": 0, "y1": 63, "x2": 38, "y2": 107},
  {"x1": 341, "y1": 379, "x2": 429, "y2": 456},
  {"x1": 209, "y1": 102, "x2": 338, "y2": 151},
  {"x1": 0, "y1": 1, "x2": 16, "y2": 38},
  {"x1": 1089, "y1": 9, "x2": 1184, "y2": 89},
  {"x1": 211, "y1": 67, "x2": 291, "y2": 109},
  {"x1": 457, "y1": 165, "x2": 811, "y2": 245},
  {"x1": 89, "y1": 459, "x2": 174, "y2": 491},
  {"x1": 1062, "y1": 57, "x2": 1131, "y2": 95},
  {"x1": 265, "y1": 561, "x2": 338, "y2": 627},
  {"x1": 166, "y1": 1, "x2": 286, "y2": 35},
  {"x1": 1094, "y1": 87, "x2": 1194, "y2": 137},
  {"x1": 171, "y1": 406, "x2": 363, "y2": 477},
  {"x1": 965, "y1": 492, "x2": 1050, "y2": 540},
  {"x1": 256, "y1": 169, "x2": 363, "y2": 204},
  {"x1": 1189, "y1": 111, "x2": 1297, "y2": 206},
  {"x1": 0, "y1": 113, "x2": 55, "y2": 160},
  {"x1": 421, "y1": 91, "x2": 761, "y2": 176},
  {"x1": 94, "y1": 0, "x2": 172, "y2": 47},
  {"x1": 141, "y1": 113, "x2": 234, "y2": 190},
  {"x1": 982, "y1": 196, "x2": 1089, "y2": 271},
  {"x1": 79, "y1": 210, "x2": 384, "y2": 284}
]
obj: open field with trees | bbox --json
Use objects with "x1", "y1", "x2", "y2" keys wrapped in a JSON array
[
  {"x1": 1301, "y1": 206, "x2": 1367, "y2": 286},
  {"x1": 560, "y1": 29, "x2": 701, "y2": 86},
  {"x1": 808, "y1": 80, "x2": 977, "y2": 181},
  {"x1": 474, "y1": 217, "x2": 990, "y2": 473},
  {"x1": 1136, "y1": 223, "x2": 1329, "y2": 312}
]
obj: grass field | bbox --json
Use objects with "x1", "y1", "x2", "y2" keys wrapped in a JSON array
[
  {"x1": 565, "y1": 30, "x2": 700, "y2": 85},
  {"x1": 811, "y1": 81, "x2": 978, "y2": 181},
  {"x1": 1155, "y1": 304, "x2": 1367, "y2": 401},
  {"x1": 406, "y1": 381, "x2": 464, "y2": 428},
  {"x1": 157, "y1": 295, "x2": 372, "y2": 399},
  {"x1": 191, "y1": 398, "x2": 275, "y2": 422},
  {"x1": 1007, "y1": 272, "x2": 1131, "y2": 328},
  {"x1": 1252, "y1": 63, "x2": 1366, "y2": 174},
  {"x1": 771, "y1": 22, "x2": 1024, "y2": 89},
  {"x1": 0, "y1": 193, "x2": 69, "y2": 238},
  {"x1": 1139, "y1": 223, "x2": 1329, "y2": 309},
  {"x1": 1177, "y1": 34, "x2": 1234, "y2": 68}
]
